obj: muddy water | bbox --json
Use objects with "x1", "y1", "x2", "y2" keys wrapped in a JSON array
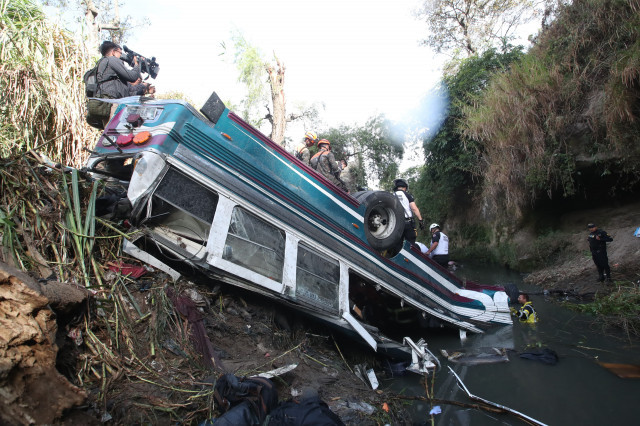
[{"x1": 383, "y1": 263, "x2": 640, "y2": 425}]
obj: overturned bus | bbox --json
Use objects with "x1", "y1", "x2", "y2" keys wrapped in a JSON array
[{"x1": 84, "y1": 92, "x2": 512, "y2": 360}]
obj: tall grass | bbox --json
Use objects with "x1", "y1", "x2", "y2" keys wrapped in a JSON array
[
  {"x1": 462, "y1": 0, "x2": 640, "y2": 218},
  {"x1": 0, "y1": 0, "x2": 99, "y2": 166}
]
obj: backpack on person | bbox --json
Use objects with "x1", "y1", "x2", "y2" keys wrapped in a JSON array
[
  {"x1": 213, "y1": 374, "x2": 278, "y2": 425},
  {"x1": 83, "y1": 58, "x2": 114, "y2": 129},
  {"x1": 309, "y1": 151, "x2": 326, "y2": 170}
]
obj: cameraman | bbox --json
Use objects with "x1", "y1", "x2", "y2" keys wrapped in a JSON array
[{"x1": 96, "y1": 41, "x2": 141, "y2": 123}]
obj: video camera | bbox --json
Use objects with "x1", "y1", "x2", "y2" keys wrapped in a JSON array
[{"x1": 120, "y1": 45, "x2": 160, "y2": 79}]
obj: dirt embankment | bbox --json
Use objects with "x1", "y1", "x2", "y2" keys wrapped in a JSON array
[
  {"x1": 523, "y1": 201, "x2": 640, "y2": 293},
  {"x1": 0, "y1": 263, "x2": 87, "y2": 424},
  {"x1": 0, "y1": 260, "x2": 413, "y2": 425}
]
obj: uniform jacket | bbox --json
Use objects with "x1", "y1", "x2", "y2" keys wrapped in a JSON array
[{"x1": 588, "y1": 229, "x2": 613, "y2": 253}]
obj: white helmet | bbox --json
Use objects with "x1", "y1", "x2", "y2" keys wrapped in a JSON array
[{"x1": 430, "y1": 223, "x2": 439, "y2": 231}]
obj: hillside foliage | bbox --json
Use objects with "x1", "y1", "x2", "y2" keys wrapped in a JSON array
[
  {"x1": 416, "y1": 0, "x2": 640, "y2": 254},
  {"x1": 463, "y1": 0, "x2": 640, "y2": 218}
]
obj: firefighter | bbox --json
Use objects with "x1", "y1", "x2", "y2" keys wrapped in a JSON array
[
  {"x1": 393, "y1": 179, "x2": 424, "y2": 245},
  {"x1": 294, "y1": 131, "x2": 318, "y2": 164},
  {"x1": 310, "y1": 139, "x2": 346, "y2": 191},
  {"x1": 511, "y1": 293, "x2": 538, "y2": 324}
]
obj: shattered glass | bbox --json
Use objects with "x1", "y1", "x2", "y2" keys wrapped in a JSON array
[
  {"x1": 148, "y1": 168, "x2": 218, "y2": 246},
  {"x1": 154, "y1": 168, "x2": 218, "y2": 224},
  {"x1": 223, "y1": 207, "x2": 285, "y2": 282},
  {"x1": 296, "y1": 244, "x2": 339, "y2": 313}
]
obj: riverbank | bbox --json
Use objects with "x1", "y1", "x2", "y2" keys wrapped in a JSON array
[
  {"x1": 0, "y1": 155, "x2": 416, "y2": 424},
  {"x1": 522, "y1": 201, "x2": 640, "y2": 290},
  {"x1": 521, "y1": 201, "x2": 640, "y2": 336}
]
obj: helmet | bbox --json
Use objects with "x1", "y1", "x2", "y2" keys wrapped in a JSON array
[
  {"x1": 430, "y1": 223, "x2": 439, "y2": 231},
  {"x1": 393, "y1": 179, "x2": 408, "y2": 190},
  {"x1": 318, "y1": 139, "x2": 330, "y2": 148},
  {"x1": 304, "y1": 131, "x2": 318, "y2": 146}
]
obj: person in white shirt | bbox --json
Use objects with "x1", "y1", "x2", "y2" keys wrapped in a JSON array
[{"x1": 425, "y1": 223, "x2": 449, "y2": 267}]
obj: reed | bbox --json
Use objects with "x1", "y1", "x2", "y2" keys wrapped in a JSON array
[{"x1": 0, "y1": 0, "x2": 99, "y2": 166}]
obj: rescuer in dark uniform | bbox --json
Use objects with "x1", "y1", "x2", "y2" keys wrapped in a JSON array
[
  {"x1": 393, "y1": 179, "x2": 424, "y2": 245},
  {"x1": 587, "y1": 222, "x2": 613, "y2": 282}
]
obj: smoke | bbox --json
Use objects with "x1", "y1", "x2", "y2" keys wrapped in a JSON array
[{"x1": 386, "y1": 82, "x2": 450, "y2": 170}]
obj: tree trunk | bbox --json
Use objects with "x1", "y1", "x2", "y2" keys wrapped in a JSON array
[
  {"x1": 83, "y1": 0, "x2": 100, "y2": 54},
  {"x1": 266, "y1": 57, "x2": 287, "y2": 146}
]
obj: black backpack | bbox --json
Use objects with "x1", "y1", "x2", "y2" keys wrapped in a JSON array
[
  {"x1": 83, "y1": 58, "x2": 116, "y2": 129},
  {"x1": 83, "y1": 58, "x2": 107, "y2": 98},
  {"x1": 213, "y1": 374, "x2": 278, "y2": 425}
]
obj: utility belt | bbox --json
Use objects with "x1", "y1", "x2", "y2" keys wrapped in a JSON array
[{"x1": 405, "y1": 217, "x2": 415, "y2": 224}]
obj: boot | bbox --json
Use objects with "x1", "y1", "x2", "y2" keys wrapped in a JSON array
[
  {"x1": 598, "y1": 275, "x2": 605, "y2": 282},
  {"x1": 605, "y1": 275, "x2": 612, "y2": 283}
]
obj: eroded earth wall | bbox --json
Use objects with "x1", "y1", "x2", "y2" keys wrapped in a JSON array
[{"x1": 0, "y1": 261, "x2": 86, "y2": 425}]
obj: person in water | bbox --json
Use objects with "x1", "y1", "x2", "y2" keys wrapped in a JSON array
[{"x1": 511, "y1": 293, "x2": 538, "y2": 324}]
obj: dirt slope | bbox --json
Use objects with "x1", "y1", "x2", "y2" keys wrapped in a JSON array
[{"x1": 524, "y1": 201, "x2": 640, "y2": 292}]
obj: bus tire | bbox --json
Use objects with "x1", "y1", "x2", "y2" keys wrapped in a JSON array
[{"x1": 355, "y1": 191, "x2": 405, "y2": 251}]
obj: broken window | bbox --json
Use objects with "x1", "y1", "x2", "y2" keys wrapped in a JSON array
[
  {"x1": 147, "y1": 168, "x2": 218, "y2": 246},
  {"x1": 295, "y1": 244, "x2": 340, "y2": 313},
  {"x1": 90, "y1": 156, "x2": 136, "y2": 181},
  {"x1": 223, "y1": 207, "x2": 285, "y2": 282},
  {"x1": 154, "y1": 168, "x2": 218, "y2": 224}
]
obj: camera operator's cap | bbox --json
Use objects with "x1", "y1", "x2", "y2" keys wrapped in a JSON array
[{"x1": 587, "y1": 223, "x2": 596, "y2": 228}]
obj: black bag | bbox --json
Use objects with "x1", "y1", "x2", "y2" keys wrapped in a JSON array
[
  {"x1": 84, "y1": 58, "x2": 117, "y2": 129},
  {"x1": 213, "y1": 374, "x2": 278, "y2": 425},
  {"x1": 83, "y1": 58, "x2": 108, "y2": 97},
  {"x1": 267, "y1": 396, "x2": 345, "y2": 426}
]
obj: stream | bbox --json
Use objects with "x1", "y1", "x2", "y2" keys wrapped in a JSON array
[{"x1": 382, "y1": 263, "x2": 640, "y2": 425}]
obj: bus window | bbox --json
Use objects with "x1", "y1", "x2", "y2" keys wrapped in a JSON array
[
  {"x1": 223, "y1": 207, "x2": 285, "y2": 282},
  {"x1": 295, "y1": 244, "x2": 340, "y2": 313}
]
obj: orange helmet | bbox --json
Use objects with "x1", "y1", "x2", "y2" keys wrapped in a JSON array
[
  {"x1": 318, "y1": 139, "x2": 330, "y2": 148},
  {"x1": 304, "y1": 131, "x2": 318, "y2": 147}
]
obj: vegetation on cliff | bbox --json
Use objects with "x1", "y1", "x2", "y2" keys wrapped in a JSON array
[{"x1": 417, "y1": 0, "x2": 640, "y2": 268}]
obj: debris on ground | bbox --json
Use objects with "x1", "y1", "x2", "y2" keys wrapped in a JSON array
[
  {"x1": 0, "y1": 154, "x2": 414, "y2": 425},
  {"x1": 440, "y1": 347, "x2": 510, "y2": 365}
]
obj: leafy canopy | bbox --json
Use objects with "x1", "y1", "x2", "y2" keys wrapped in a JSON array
[
  {"x1": 321, "y1": 115, "x2": 404, "y2": 190},
  {"x1": 417, "y1": 46, "x2": 525, "y2": 221}
]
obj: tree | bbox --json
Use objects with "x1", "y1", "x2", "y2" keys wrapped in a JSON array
[
  {"x1": 226, "y1": 32, "x2": 319, "y2": 146},
  {"x1": 417, "y1": 46, "x2": 525, "y2": 221},
  {"x1": 43, "y1": 0, "x2": 148, "y2": 48},
  {"x1": 415, "y1": 0, "x2": 539, "y2": 58},
  {"x1": 321, "y1": 114, "x2": 404, "y2": 190},
  {"x1": 265, "y1": 56, "x2": 286, "y2": 145}
]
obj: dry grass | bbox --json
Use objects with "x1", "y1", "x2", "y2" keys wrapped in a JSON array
[
  {"x1": 0, "y1": 0, "x2": 99, "y2": 166},
  {"x1": 0, "y1": 154, "x2": 220, "y2": 423},
  {"x1": 462, "y1": 0, "x2": 640, "y2": 219}
]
